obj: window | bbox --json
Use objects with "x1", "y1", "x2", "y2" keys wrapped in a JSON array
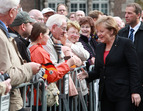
[
  {"x1": 93, "y1": 4, "x2": 99, "y2": 10},
  {"x1": 71, "y1": 3, "x2": 78, "y2": 12},
  {"x1": 48, "y1": 0, "x2": 64, "y2": 11},
  {"x1": 101, "y1": 3, "x2": 108, "y2": 14},
  {"x1": 79, "y1": 3, "x2": 86, "y2": 13},
  {"x1": 92, "y1": 0, "x2": 109, "y2": 15},
  {"x1": 47, "y1": 0, "x2": 108, "y2": 15},
  {"x1": 70, "y1": 0, "x2": 87, "y2": 14},
  {"x1": 48, "y1": 3, "x2": 55, "y2": 10}
]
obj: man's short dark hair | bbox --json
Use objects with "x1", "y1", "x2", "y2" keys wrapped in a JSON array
[{"x1": 127, "y1": 3, "x2": 142, "y2": 16}]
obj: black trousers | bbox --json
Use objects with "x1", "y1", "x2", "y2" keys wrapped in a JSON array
[
  {"x1": 133, "y1": 100, "x2": 143, "y2": 111},
  {"x1": 101, "y1": 92, "x2": 132, "y2": 111}
]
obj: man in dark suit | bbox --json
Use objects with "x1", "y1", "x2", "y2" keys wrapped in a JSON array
[{"x1": 118, "y1": 3, "x2": 143, "y2": 111}]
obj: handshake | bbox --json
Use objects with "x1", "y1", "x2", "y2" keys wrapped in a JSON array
[{"x1": 66, "y1": 55, "x2": 83, "y2": 67}]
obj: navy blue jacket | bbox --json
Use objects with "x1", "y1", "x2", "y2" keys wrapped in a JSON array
[{"x1": 87, "y1": 36, "x2": 141, "y2": 102}]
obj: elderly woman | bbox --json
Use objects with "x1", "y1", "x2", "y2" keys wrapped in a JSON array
[
  {"x1": 79, "y1": 16, "x2": 97, "y2": 70},
  {"x1": 63, "y1": 20, "x2": 90, "y2": 62},
  {"x1": 78, "y1": 16, "x2": 141, "y2": 111},
  {"x1": 62, "y1": 21, "x2": 90, "y2": 96}
]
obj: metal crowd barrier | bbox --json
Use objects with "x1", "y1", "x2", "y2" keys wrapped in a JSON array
[
  {"x1": 69, "y1": 65, "x2": 97, "y2": 111},
  {"x1": 13, "y1": 79, "x2": 47, "y2": 111},
  {"x1": 1, "y1": 65, "x2": 99, "y2": 111},
  {"x1": 89, "y1": 65, "x2": 100, "y2": 111}
]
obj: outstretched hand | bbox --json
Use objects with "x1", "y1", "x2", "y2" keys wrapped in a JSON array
[{"x1": 77, "y1": 68, "x2": 88, "y2": 81}]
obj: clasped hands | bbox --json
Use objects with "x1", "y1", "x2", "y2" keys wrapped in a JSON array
[{"x1": 77, "y1": 68, "x2": 88, "y2": 80}]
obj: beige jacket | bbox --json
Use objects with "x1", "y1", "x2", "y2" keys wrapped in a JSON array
[
  {"x1": 0, "y1": 29, "x2": 33, "y2": 111},
  {"x1": 0, "y1": 82, "x2": 7, "y2": 95}
]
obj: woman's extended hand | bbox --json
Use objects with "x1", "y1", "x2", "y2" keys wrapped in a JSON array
[
  {"x1": 77, "y1": 68, "x2": 88, "y2": 80},
  {"x1": 131, "y1": 93, "x2": 141, "y2": 107}
]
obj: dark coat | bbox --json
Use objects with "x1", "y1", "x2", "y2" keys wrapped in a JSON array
[
  {"x1": 79, "y1": 34, "x2": 97, "y2": 70},
  {"x1": 8, "y1": 27, "x2": 31, "y2": 62},
  {"x1": 118, "y1": 22, "x2": 143, "y2": 84},
  {"x1": 79, "y1": 34, "x2": 97, "y2": 58},
  {"x1": 87, "y1": 36, "x2": 141, "y2": 102}
]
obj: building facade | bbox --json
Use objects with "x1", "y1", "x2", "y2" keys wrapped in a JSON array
[{"x1": 21, "y1": 0, "x2": 137, "y2": 18}]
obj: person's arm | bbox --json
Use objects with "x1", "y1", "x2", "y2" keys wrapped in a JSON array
[
  {"x1": 124, "y1": 39, "x2": 141, "y2": 106},
  {"x1": 86, "y1": 59, "x2": 100, "y2": 82},
  {"x1": 42, "y1": 62, "x2": 70, "y2": 83},
  {"x1": 77, "y1": 59, "x2": 100, "y2": 83},
  {"x1": 0, "y1": 37, "x2": 41, "y2": 86},
  {"x1": 30, "y1": 47, "x2": 71, "y2": 83},
  {"x1": 71, "y1": 42, "x2": 90, "y2": 61}
]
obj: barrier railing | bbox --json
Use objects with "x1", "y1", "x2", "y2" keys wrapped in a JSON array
[
  {"x1": 1, "y1": 65, "x2": 98, "y2": 111},
  {"x1": 89, "y1": 65, "x2": 100, "y2": 111},
  {"x1": 13, "y1": 79, "x2": 47, "y2": 111}
]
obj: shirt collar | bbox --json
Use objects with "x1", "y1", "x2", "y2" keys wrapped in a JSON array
[
  {"x1": 130, "y1": 21, "x2": 141, "y2": 33},
  {"x1": 0, "y1": 20, "x2": 8, "y2": 31}
]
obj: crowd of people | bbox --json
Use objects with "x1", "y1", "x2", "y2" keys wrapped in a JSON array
[{"x1": 0, "y1": 0, "x2": 143, "y2": 111}]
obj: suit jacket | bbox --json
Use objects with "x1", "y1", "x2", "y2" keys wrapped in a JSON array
[
  {"x1": 118, "y1": 22, "x2": 143, "y2": 84},
  {"x1": 79, "y1": 34, "x2": 97, "y2": 59},
  {"x1": 87, "y1": 36, "x2": 141, "y2": 102},
  {"x1": 0, "y1": 22, "x2": 33, "y2": 111}
]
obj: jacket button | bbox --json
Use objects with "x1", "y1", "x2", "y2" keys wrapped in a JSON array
[{"x1": 103, "y1": 76, "x2": 106, "y2": 79}]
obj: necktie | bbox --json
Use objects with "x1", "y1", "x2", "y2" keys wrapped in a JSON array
[{"x1": 129, "y1": 29, "x2": 134, "y2": 41}]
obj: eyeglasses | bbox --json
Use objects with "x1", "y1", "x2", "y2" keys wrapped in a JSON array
[
  {"x1": 58, "y1": 26, "x2": 67, "y2": 32},
  {"x1": 60, "y1": 27, "x2": 67, "y2": 32},
  {"x1": 58, "y1": 9, "x2": 66, "y2": 12},
  {"x1": 14, "y1": 7, "x2": 22, "y2": 12},
  {"x1": 68, "y1": 31, "x2": 80, "y2": 36},
  {"x1": 44, "y1": 14, "x2": 54, "y2": 18},
  {"x1": 37, "y1": 17, "x2": 44, "y2": 21}
]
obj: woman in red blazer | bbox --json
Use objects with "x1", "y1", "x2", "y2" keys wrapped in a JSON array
[{"x1": 78, "y1": 16, "x2": 142, "y2": 111}]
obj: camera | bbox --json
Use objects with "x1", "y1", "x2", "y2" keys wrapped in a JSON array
[{"x1": 0, "y1": 73, "x2": 10, "y2": 82}]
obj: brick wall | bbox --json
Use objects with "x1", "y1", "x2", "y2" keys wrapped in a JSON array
[
  {"x1": 20, "y1": 0, "x2": 37, "y2": 12},
  {"x1": 114, "y1": 0, "x2": 126, "y2": 18}
]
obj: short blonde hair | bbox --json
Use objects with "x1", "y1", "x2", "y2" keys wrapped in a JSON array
[
  {"x1": 95, "y1": 16, "x2": 119, "y2": 36},
  {"x1": 67, "y1": 20, "x2": 80, "y2": 32}
]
